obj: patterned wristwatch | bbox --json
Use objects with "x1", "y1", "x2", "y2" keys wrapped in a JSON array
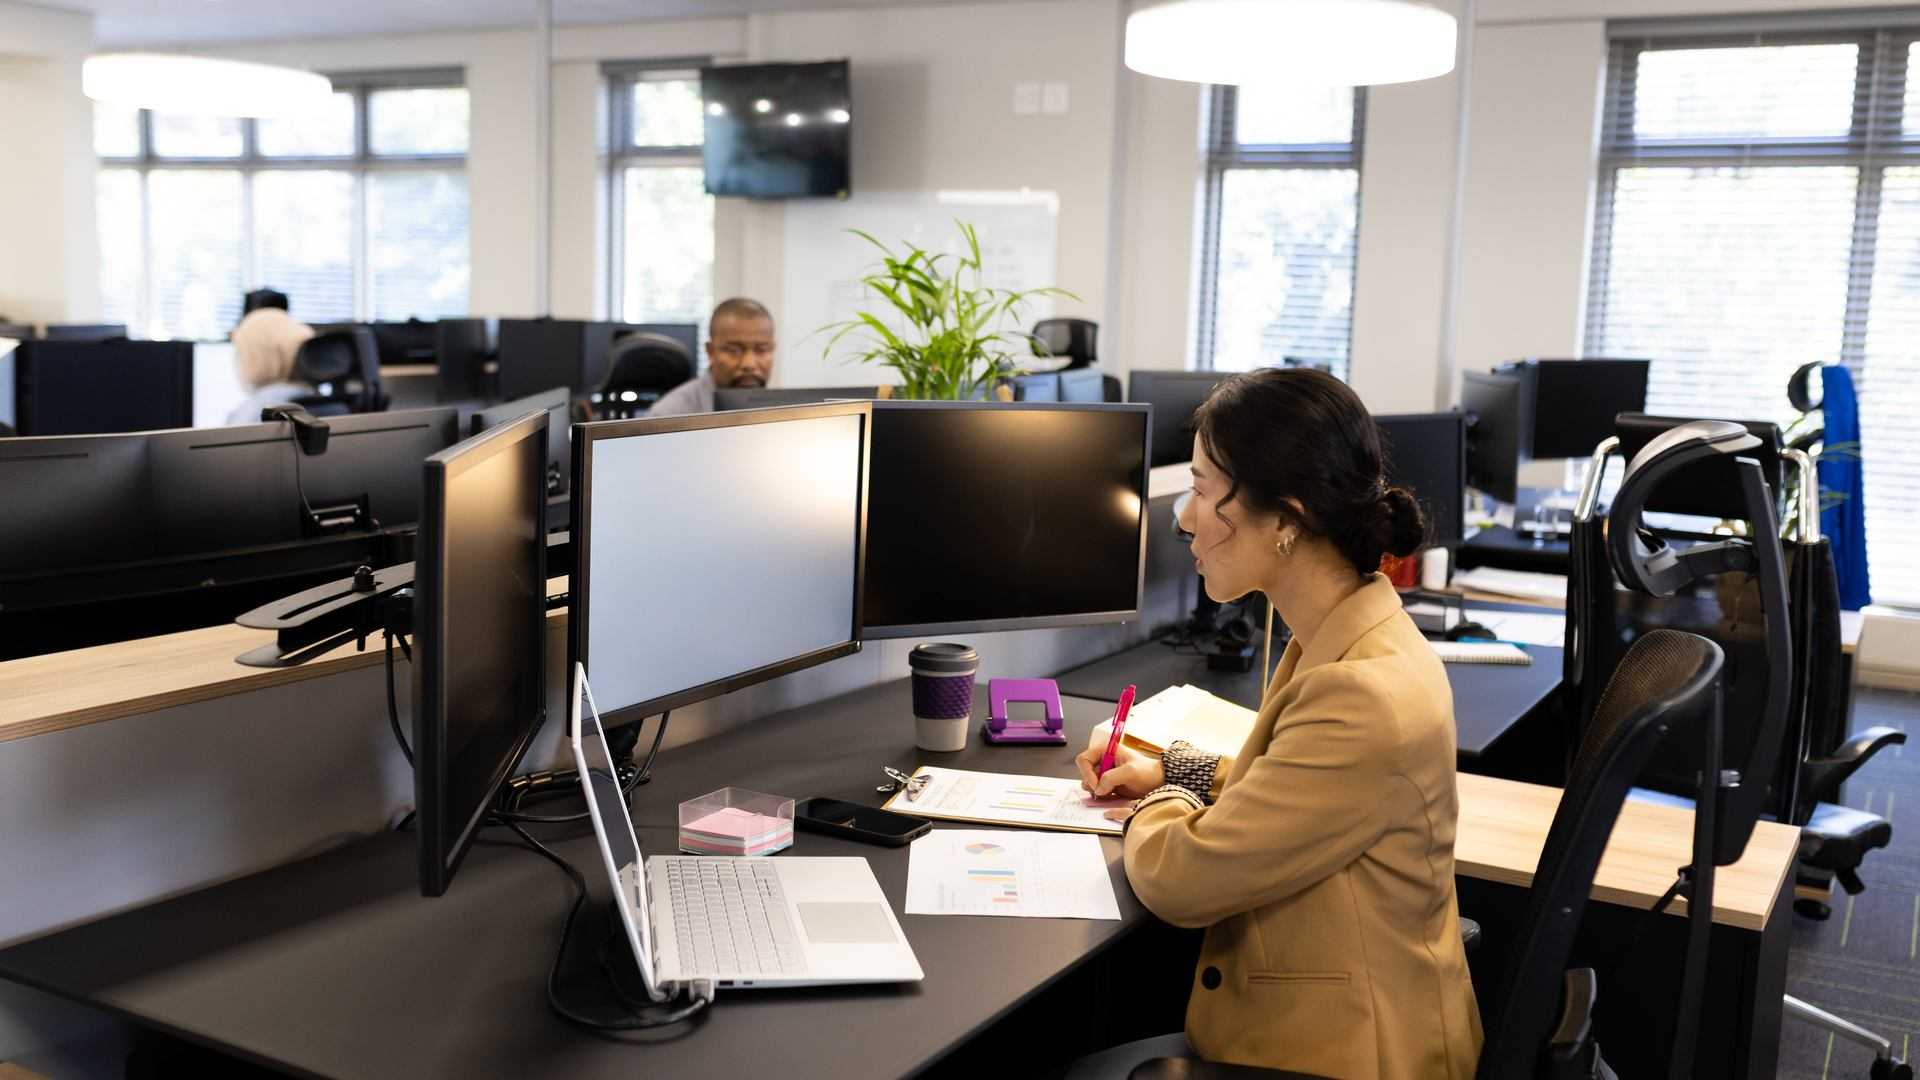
[{"x1": 1159, "y1": 739, "x2": 1221, "y2": 805}]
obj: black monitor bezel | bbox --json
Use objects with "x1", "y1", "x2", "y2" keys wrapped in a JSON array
[
  {"x1": 569, "y1": 401, "x2": 871, "y2": 727},
  {"x1": 415, "y1": 409, "x2": 550, "y2": 898},
  {"x1": 1462, "y1": 370, "x2": 1526, "y2": 506},
  {"x1": 1374, "y1": 410, "x2": 1468, "y2": 550},
  {"x1": 858, "y1": 399, "x2": 1152, "y2": 639}
]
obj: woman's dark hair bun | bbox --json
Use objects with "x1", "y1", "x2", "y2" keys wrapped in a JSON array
[{"x1": 1378, "y1": 486, "x2": 1427, "y2": 561}]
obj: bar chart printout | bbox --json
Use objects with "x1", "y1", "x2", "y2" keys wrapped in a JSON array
[
  {"x1": 884, "y1": 766, "x2": 1127, "y2": 835},
  {"x1": 905, "y1": 830, "x2": 1121, "y2": 919}
]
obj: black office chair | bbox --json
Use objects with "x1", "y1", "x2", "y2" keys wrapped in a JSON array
[
  {"x1": 1567, "y1": 420, "x2": 1910, "y2": 1078},
  {"x1": 291, "y1": 328, "x2": 386, "y2": 417},
  {"x1": 1033, "y1": 318, "x2": 1122, "y2": 402},
  {"x1": 592, "y1": 332, "x2": 694, "y2": 419},
  {"x1": 1100, "y1": 630, "x2": 1729, "y2": 1080}
]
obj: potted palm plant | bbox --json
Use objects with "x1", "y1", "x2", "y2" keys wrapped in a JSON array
[{"x1": 822, "y1": 221, "x2": 1075, "y2": 400}]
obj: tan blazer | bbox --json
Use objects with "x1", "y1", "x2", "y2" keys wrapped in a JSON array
[{"x1": 1124, "y1": 575, "x2": 1482, "y2": 1079}]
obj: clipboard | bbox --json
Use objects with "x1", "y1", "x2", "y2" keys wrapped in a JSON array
[{"x1": 881, "y1": 765, "x2": 1126, "y2": 836}]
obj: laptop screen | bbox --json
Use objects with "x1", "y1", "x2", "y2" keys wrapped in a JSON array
[{"x1": 572, "y1": 667, "x2": 663, "y2": 1001}]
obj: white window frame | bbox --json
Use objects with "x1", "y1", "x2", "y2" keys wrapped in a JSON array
[
  {"x1": 97, "y1": 68, "x2": 469, "y2": 332},
  {"x1": 1194, "y1": 83, "x2": 1366, "y2": 378},
  {"x1": 602, "y1": 59, "x2": 711, "y2": 327}
]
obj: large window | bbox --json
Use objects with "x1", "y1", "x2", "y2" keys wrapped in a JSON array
[
  {"x1": 96, "y1": 74, "x2": 471, "y2": 339},
  {"x1": 1196, "y1": 84, "x2": 1364, "y2": 378},
  {"x1": 1588, "y1": 25, "x2": 1920, "y2": 605},
  {"x1": 605, "y1": 64, "x2": 715, "y2": 333}
]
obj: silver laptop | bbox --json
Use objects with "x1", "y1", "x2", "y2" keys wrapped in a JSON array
[{"x1": 570, "y1": 664, "x2": 924, "y2": 1000}]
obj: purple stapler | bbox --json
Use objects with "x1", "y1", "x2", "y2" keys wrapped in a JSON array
[{"x1": 983, "y1": 678, "x2": 1069, "y2": 745}]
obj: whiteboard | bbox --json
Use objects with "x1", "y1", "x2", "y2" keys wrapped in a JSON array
[{"x1": 780, "y1": 190, "x2": 1060, "y2": 388}]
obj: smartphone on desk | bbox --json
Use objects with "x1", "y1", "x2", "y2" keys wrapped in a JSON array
[{"x1": 795, "y1": 797, "x2": 932, "y2": 847}]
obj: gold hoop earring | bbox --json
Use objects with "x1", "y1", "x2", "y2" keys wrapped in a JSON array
[{"x1": 1275, "y1": 533, "x2": 1295, "y2": 557}]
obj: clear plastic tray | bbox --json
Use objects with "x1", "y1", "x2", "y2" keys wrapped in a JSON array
[{"x1": 677, "y1": 786, "x2": 795, "y2": 857}]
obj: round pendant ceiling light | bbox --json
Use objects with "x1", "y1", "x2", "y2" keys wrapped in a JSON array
[
  {"x1": 1125, "y1": 0, "x2": 1458, "y2": 87},
  {"x1": 82, "y1": 53, "x2": 334, "y2": 118}
]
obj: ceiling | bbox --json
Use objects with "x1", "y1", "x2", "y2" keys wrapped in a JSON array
[{"x1": 58, "y1": 0, "x2": 1007, "y2": 48}]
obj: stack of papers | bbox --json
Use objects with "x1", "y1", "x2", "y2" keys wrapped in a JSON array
[
  {"x1": 678, "y1": 807, "x2": 793, "y2": 856},
  {"x1": 1453, "y1": 566, "x2": 1569, "y2": 603},
  {"x1": 1429, "y1": 640, "x2": 1532, "y2": 666},
  {"x1": 905, "y1": 830, "x2": 1121, "y2": 920}
]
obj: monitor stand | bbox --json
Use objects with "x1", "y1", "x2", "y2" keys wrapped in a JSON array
[{"x1": 545, "y1": 898, "x2": 708, "y2": 1031}]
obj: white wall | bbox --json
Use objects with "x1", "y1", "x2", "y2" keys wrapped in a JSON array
[
  {"x1": 202, "y1": 29, "x2": 546, "y2": 317},
  {"x1": 0, "y1": 2, "x2": 98, "y2": 325}
]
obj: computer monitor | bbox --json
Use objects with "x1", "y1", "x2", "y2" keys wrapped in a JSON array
[
  {"x1": 1614, "y1": 413, "x2": 1785, "y2": 520},
  {"x1": 571, "y1": 402, "x2": 869, "y2": 724},
  {"x1": 12, "y1": 340, "x2": 193, "y2": 435},
  {"x1": 1461, "y1": 371, "x2": 1528, "y2": 506},
  {"x1": 368, "y1": 320, "x2": 438, "y2": 366},
  {"x1": 436, "y1": 318, "x2": 493, "y2": 402},
  {"x1": 0, "y1": 431, "x2": 152, "y2": 574},
  {"x1": 474, "y1": 387, "x2": 570, "y2": 498},
  {"x1": 1008, "y1": 373, "x2": 1059, "y2": 402},
  {"x1": 861, "y1": 401, "x2": 1150, "y2": 638},
  {"x1": 497, "y1": 319, "x2": 615, "y2": 401},
  {"x1": 41, "y1": 323, "x2": 128, "y2": 342},
  {"x1": 713, "y1": 386, "x2": 880, "y2": 410},
  {"x1": 1057, "y1": 368, "x2": 1108, "y2": 403},
  {"x1": 146, "y1": 407, "x2": 461, "y2": 553},
  {"x1": 1499, "y1": 358, "x2": 1650, "y2": 460},
  {"x1": 414, "y1": 410, "x2": 549, "y2": 897},
  {"x1": 1128, "y1": 370, "x2": 1232, "y2": 468},
  {"x1": 1374, "y1": 412, "x2": 1467, "y2": 550}
]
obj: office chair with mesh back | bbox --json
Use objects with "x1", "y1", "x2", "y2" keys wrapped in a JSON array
[
  {"x1": 593, "y1": 331, "x2": 694, "y2": 419},
  {"x1": 291, "y1": 328, "x2": 386, "y2": 417},
  {"x1": 1111, "y1": 630, "x2": 1728, "y2": 1080},
  {"x1": 1568, "y1": 420, "x2": 1910, "y2": 1079}
]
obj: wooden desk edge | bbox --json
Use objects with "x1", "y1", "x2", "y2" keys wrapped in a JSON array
[{"x1": 0, "y1": 579, "x2": 570, "y2": 745}]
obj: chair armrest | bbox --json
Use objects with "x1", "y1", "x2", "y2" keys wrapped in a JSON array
[
  {"x1": 1128, "y1": 1061, "x2": 1327, "y2": 1080},
  {"x1": 1804, "y1": 726, "x2": 1907, "y2": 805},
  {"x1": 1460, "y1": 917, "x2": 1482, "y2": 954}
]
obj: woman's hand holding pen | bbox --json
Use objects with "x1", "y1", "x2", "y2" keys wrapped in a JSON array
[{"x1": 1076, "y1": 721, "x2": 1165, "y2": 820}]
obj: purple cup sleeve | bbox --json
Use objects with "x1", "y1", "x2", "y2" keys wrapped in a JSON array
[{"x1": 912, "y1": 672, "x2": 975, "y2": 720}]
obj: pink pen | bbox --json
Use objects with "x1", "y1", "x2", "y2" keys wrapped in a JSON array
[{"x1": 1097, "y1": 685, "x2": 1137, "y2": 779}]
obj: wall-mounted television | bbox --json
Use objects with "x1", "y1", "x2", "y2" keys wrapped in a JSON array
[{"x1": 701, "y1": 61, "x2": 852, "y2": 199}]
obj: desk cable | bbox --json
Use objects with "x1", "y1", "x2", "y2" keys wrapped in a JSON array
[
  {"x1": 504, "y1": 819, "x2": 714, "y2": 1032},
  {"x1": 378, "y1": 626, "x2": 669, "y2": 828}
]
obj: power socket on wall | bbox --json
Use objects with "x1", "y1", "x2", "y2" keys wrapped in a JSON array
[{"x1": 1013, "y1": 82, "x2": 1069, "y2": 115}]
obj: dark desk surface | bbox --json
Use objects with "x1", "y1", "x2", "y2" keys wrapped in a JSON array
[
  {"x1": 1053, "y1": 638, "x2": 1564, "y2": 758},
  {"x1": 0, "y1": 681, "x2": 1148, "y2": 1080},
  {"x1": 1458, "y1": 525, "x2": 1571, "y2": 575}
]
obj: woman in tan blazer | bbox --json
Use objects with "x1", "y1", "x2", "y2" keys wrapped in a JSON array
[{"x1": 1071, "y1": 368, "x2": 1482, "y2": 1080}]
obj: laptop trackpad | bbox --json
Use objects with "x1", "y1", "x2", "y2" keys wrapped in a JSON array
[{"x1": 796, "y1": 902, "x2": 898, "y2": 944}]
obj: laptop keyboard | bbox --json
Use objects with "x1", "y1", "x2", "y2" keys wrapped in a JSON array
[{"x1": 662, "y1": 858, "x2": 806, "y2": 977}]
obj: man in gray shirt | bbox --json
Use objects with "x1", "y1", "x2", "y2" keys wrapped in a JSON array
[{"x1": 647, "y1": 297, "x2": 777, "y2": 417}]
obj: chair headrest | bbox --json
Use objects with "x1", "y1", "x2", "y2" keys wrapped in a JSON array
[
  {"x1": 1607, "y1": 419, "x2": 1770, "y2": 596},
  {"x1": 605, "y1": 332, "x2": 695, "y2": 392},
  {"x1": 295, "y1": 331, "x2": 362, "y2": 383},
  {"x1": 1030, "y1": 318, "x2": 1098, "y2": 368}
]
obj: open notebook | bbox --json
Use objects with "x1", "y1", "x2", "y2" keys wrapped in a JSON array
[{"x1": 1118, "y1": 684, "x2": 1260, "y2": 759}]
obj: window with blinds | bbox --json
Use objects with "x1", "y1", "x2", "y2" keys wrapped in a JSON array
[
  {"x1": 95, "y1": 73, "x2": 471, "y2": 340},
  {"x1": 605, "y1": 63, "x2": 715, "y2": 336},
  {"x1": 1195, "y1": 84, "x2": 1364, "y2": 379},
  {"x1": 1588, "y1": 23, "x2": 1920, "y2": 606}
]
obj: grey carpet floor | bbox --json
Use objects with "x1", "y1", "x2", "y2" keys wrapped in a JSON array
[{"x1": 1780, "y1": 687, "x2": 1920, "y2": 1079}]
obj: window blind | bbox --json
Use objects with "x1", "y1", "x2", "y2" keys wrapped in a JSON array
[
  {"x1": 1196, "y1": 84, "x2": 1364, "y2": 379},
  {"x1": 95, "y1": 75, "x2": 471, "y2": 337},
  {"x1": 1588, "y1": 26, "x2": 1920, "y2": 605}
]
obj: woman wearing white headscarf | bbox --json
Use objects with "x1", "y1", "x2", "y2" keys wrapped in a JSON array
[{"x1": 225, "y1": 303, "x2": 315, "y2": 425}]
